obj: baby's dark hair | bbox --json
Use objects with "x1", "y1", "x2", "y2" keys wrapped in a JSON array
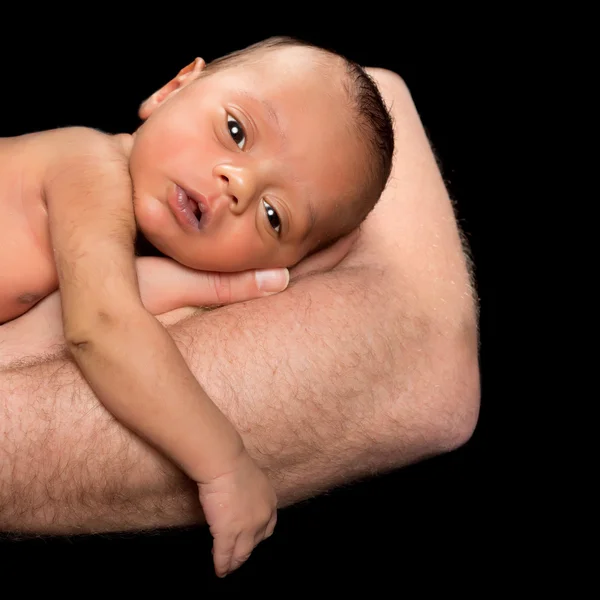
[{"x1": 203, "y1": 36, "x2": 395, "y2": 253}]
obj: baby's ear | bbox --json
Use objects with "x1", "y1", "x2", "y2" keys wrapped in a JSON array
[{"x1": 138, "y1": 57, "x2": 206, "y2": 120}]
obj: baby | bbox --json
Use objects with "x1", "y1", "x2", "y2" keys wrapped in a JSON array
[{"x1": 0, "y1": 37, "x2": 394, "y2": 574}]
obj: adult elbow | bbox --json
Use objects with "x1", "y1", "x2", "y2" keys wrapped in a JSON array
[
  {"x1": 444, "y1": 359, "x2": 480, "y2": 453},
  {"x1": 432, "y1": 320, "x2": 481, "y2": 453}
]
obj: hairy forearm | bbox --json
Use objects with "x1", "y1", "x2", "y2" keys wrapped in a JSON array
[
  {"x1": 0, "y1": 260, "x2": 476, "y2": 534},
  {"x1": 171, "y1": 264, "x2": 476, "y2": 501},
  {"x1": 0, "y1": 356, "x2": 198, "y2": 534}
]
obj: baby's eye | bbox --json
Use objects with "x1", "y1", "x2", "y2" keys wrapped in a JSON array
[
  {"x1": 262, "y1": 199, "x2": 281, "y2": 235},
  {"x1": 227, "y1": 115, "x2": 246, "y2": 149}
]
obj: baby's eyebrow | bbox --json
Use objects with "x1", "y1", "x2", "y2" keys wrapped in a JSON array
[
  {"x1": 239, "y1": 91, "x2": 286, "y2": 145},
  {"x1": 261, "y1": 99, "x2": 284, "y2": 141}
]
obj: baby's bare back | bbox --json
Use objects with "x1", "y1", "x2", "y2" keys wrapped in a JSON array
[{"x1": 0, "y1": 133, "x2": 59, "y2": 323}]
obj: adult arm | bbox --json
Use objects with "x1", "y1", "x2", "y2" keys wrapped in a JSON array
[{"x1": 0, "y1": 70, "x2": 480, "y2": 534}]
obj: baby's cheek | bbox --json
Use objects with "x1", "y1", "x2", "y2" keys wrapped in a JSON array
[{"x1": 135, "y1": 195, "x2": 168, "y2": 235}]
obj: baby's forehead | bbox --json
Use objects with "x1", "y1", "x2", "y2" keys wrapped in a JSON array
[
  {"x1": 211, "y1": 48, "x2": 350, "y2": 118},
  {"x1": 243, "y1": 45, "x2": 346, "y2": 84}
]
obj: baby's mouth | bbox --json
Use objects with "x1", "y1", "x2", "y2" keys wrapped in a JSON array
[
  {"x1": 190, "y1": 198, "x2": 202, "y2": 222},
  {"x1": 168, "y1": 184, "x2": 205, "y2": 230}
]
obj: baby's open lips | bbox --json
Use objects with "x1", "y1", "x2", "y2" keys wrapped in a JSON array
[
  {"x1": 191, "y1": 200, "x2": 202, "y2": 220},
  {"x1": 168, "y1": 184, "x2": 208, "y2": 231},
  {"x1": 185, "y1": 193, "x2": 202, "y2": 223}
]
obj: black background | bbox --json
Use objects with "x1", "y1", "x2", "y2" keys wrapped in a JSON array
[{"x1": 1, "y1": 14, "x2": 498, "y2": 590}]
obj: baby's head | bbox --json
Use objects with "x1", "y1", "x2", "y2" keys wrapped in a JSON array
[{"x1": 130, "y1": 36, "x2": 394, "y2": 271}]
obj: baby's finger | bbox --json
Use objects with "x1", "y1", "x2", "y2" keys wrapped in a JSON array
[
  {"x1": 213, "y1": 534, "x2": 238, "y2": 578},
  {"x1": 229, "y1": 534, "x2": 257, "y2": 574}
]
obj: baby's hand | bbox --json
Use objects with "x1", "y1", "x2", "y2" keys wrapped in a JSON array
[{"x1": 198, "y1": 450, "x2": 277, "y2": 578}]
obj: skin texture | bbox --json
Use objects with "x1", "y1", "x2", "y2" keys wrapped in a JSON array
[{"x1": 0, "y1": 67, "x2": 480, "y2": 545}]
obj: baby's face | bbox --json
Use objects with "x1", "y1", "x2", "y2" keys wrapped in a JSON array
[{"x1": 129, "y1": 46, "x2": 366, "y2": 271}]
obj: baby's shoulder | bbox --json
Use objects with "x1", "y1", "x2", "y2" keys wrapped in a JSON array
[
  {"x1": 2, "y1": 127, "x2": 124, "y2": 171},
  {"x1": 0, "y1": 127, "x2": 130, "y2": 211},
  {"x1": 35, "y1": 126, "x2": 125, "y2": 157}
]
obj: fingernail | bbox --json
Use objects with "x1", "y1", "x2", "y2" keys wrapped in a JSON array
[{"x1": 255, "y1": 268, "x2": 289, "y2": 293}]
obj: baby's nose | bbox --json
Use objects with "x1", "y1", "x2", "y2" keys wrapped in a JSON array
[{"x1": 214, "y1": 164, "x2": 258, "y2": 214}]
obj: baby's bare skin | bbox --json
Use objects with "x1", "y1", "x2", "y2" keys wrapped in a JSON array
[{"x1": 0, "y1": 133, "x2": 59, "y2": 323}]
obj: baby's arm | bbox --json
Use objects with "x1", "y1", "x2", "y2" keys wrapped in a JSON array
[{"x1": 42, "y1": 128, "x2": 276, "y2": 576}]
